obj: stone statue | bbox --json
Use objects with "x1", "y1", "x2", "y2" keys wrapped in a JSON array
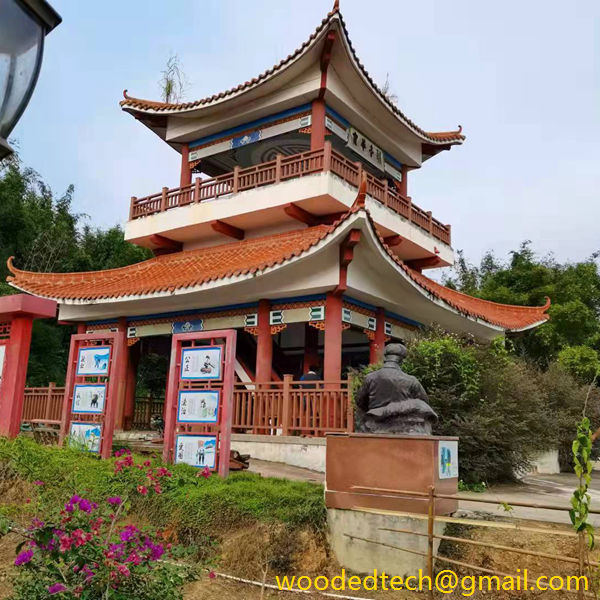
[{"x1": 355, "y1": 343, "x2": 438, "y2": 435}]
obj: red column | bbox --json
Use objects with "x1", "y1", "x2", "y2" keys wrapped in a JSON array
[
  {"x1": 400, "y1": 165, "x2": 408, "y2": 197},
  {"x1": 123, "y1": 342, "x2": 140, "y2": 430},
  {"x1": 0, "y1": 316, "x2": 33, "y2": 437},
  {"x1": 310, "y1": 99, "x2": 326, "y2": 151},
  {"x1": 324, "y1": 293, "x2": 342, "y2": 382},
  {"x1": 180, "y1": 144, "x2": 192, "y2": 187},
  {"x1": 113, "y1": 318, "x2": 129, "y2": 430},
  {"x1": 303, "y1": 322, "x2": 320, "y2": 375},
  {"x1": 369, "y1": 307, "x2": 386, "y2": 364},
  {"x1": 255, "y1": 299, "x2": 273, "y2": 384}
]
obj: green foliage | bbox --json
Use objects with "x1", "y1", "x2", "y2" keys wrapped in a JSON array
[
  {"x1": 558, "y1": 346, "x2": 600, "y2": 384},
  {"x1": 570, "y1": 417, "x2": 595, "y2": 548},
  {"x1": 445, "y1": 242, "x2": 600, "y2": 364},
  {"x1": 350, "y1": 330, "x2": 598, "y2": 483},
  {"x1": 0, "y1": 438, "x2": 327, "y2": 539},
  {"x1": 0, "y1": 155, "x2": 152, "y2": 385}
]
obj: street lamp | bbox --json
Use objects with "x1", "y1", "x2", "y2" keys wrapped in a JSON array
[{"x1": 0, "y1": 0, "x2": 61, "y2": 159}]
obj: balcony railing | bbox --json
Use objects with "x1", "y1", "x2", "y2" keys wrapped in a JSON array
[{"x1": 129, "y1": 142, "x2": 451, "y2": 245}]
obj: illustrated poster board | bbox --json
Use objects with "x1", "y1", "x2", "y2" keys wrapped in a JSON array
[
  {"x1": 178, "y1": 389, "x2": 219, "y2": 423},
  {"x1": 76, "y1": 346, "x2": 111, "y2": 376},
  {"x1": 72, "y1": 384, "x2": 106, "y2": 414},
  {"x1": 174, "y1": 434, "x2": 217, "y2": 469},
  {"x1": 438, "y1": 440, "x2": 459, "y2": 479},
  {"x1": 0, "y1": 344, "x2": 5, "y2": 388},
  {"x1": 69, "y1": 422, "x2": 102, "y2": 453},
  {"x1": 180, "y1": 346, "x2": 222, "y2": 380}
]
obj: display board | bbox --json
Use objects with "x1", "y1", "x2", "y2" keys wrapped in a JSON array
[
  {"x1": 60, "y1": 332, "x2": 125, "y2": 459},
  {"x1": 163, "y1": 330, "x2": 236, "y2": 477},
  {"x1": 438, "y1": 440, "x2": 459, "y2": 479}
]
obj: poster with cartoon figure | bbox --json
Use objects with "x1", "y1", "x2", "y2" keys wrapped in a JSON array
[
  {"x1": 69, "y1": 422, "x2": 102, "y2": 453},
  {"x1": 180, "y1": 346, "x2": 222, "y2": 380},
  {"x1": 72, "y1": 384, "x2": 106, "y2": 414},
  {"x1": 0, "y1": 345, "x2": 5, "y2": 388},
  {"x1": 177, "y1": 390, "x2": 219, "y2": 423},
  {"x1": 438, "y1": 440, "x2": 459, "y2": 479},
  {"x1": 174, "y1": 435, "x2": 217, "y2": 469},
  {"x1": 76, "y1": 346, "x2": 111, "y2": 376}
]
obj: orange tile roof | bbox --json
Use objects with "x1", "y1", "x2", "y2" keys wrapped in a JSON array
[
  {"x1": 6, "y1": 205, "x2": 549, "y2": 332},
  {"x1": 120, "y1": 4, "x2": 465, "y2": 146}
]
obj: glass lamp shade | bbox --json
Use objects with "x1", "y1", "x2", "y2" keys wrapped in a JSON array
[{"x1": 0, "y1": 0, "x2": 61, "y2": 159}]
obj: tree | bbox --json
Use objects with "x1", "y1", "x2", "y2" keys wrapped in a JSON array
[
  {"x1": 0, "y1": 155, "x2": 152, "y2": 385},
  {"x1": 444, "y1": 242, "x2": 600, "y2": 365}
]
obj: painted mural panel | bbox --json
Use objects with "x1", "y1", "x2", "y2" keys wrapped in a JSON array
[
  {"x1": 174, "y1": 435, "x2": 217, "y2": 469},
  {"x1": 177, "y1": 390, "x2": 219, "y2": 423},
  {"x1": 76, "y1": 346, "x2": 111, "y2": 376},
  {"x1": 180, "y1": 346, "x2": 222, "y2": 380},
  {"x1": 69, "y1": 422, "x2": 102, "y2": 453},
  {"x1": 72, "y1": 384, "x2": 106, "y2": 414}
]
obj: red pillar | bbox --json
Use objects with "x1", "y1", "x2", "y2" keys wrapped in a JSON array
[
  {"x1": 400, "y1": 165, "x2": 408, "y2": 197},
  {"x1": 180, "y1": 144, "x2": 192, "y2": 187},
  {"x1": 324, "y1": 293, "x2": 342, "y2": 382},
  {"x1": 0, "y1": 294, "x2": 56, "y2": 437},
  {"x1": 303, "y1": 323, "x2": 320, "y2": 375},
  {"x1": 113, "y1": 318, "x2": 130, "y2": 430},
  {"x1": 255, "y1": 299, "x2": 273, "y2": 384},
  {"x1": 310, "y1": 99, "x2": 326, "y2": 150},
  {"x1": 123, "y1": 342, "x2": 140, "y2": 430},
  {"x1": 369, "y1": 307, "x2": 386, "y2": 364}
]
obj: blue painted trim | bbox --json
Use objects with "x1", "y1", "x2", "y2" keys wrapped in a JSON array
[
  {"x1": 272, "y1": 293, "x2": 327, "y2": 305},
  {"x1": 384, "y1": 152, "x2": 403, "y2": 169},
  {"x1": 342, "y1": 295, "x2": 423, "y2": 328},
  {"x1": 189, "y1": 104, "x2": 312, "y2": 149},
  {"x1": 325, "y1": 106, "x2": 350, "y2": 128}
]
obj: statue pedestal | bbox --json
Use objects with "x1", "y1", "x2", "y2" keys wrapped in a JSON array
[{"x1": 325, "y1": 433, "x2": 459, "y2": 515}]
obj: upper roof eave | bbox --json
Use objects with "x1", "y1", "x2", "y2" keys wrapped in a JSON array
[{"x1": 119, "y1": 4, "x2": 465, "y2": 148}]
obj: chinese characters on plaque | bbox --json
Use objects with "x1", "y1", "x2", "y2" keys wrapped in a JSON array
[
  {"x1": 178, "y1": 390, "x2": 219, "y2": 423},
  {"x1": 180, "y1": 346, "x2": 222, "y2": 380},
  {"x1": 175, "y1": 435, "x2": 216, "y2": 469},
  {"x1": 76, "y1": 346, "x2": 111, "y2": 376},
  {"x1": 72, "y1": 384, "x2": 106, "y2": 414}
]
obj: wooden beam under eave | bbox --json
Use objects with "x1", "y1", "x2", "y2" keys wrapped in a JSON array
[
  {"x1": 149, "y1": 234, "x2": 183, "y2": 255},
  {"x1": 384, "y1": 235, "x2": 403, "y2": 247},
  {"x1": 405, "y1": 256, "x2": 442, "y2": 272},
  {"x1": 284, "y1": 203, "x2": 319, "y2": 226},
  {"x1": 211, "y1": 220, "x2": 244, "y2": 240}
]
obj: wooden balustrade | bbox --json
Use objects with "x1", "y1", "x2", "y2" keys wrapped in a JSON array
[
  {"x1": 129, "y1": 143, "x2": 451, "y2": 245},
  {"x1": 22, "y1": 383, "x2": 64, "y2": 424},
  {"x1": 232, "y1": 375, "x2": 353, "y2": 437}
]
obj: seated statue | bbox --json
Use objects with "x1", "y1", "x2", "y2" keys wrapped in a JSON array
[{"x1": 355, "y1": 343, "x2": 438, "y2": 435}]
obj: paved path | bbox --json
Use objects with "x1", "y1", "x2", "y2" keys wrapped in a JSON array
[{"x1": 248, "y1": 459, "x2": 600, "y2": 525}]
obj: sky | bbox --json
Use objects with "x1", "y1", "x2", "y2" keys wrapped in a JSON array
[{"x1": 10, "y1": 0, "x2": 600, "y2": 270}]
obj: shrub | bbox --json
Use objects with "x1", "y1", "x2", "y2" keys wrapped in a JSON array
[
  {"x1": 11, "y1": 493, "x2": 191, "y2": 599},
  {"x1": 558, "y1": 345, "x2": 600, "y2": 384}
]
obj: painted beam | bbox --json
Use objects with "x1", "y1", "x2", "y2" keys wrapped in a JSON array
[
  {"x1": 383, "y1": 235, "x2": 403, "y2": 247},
  {"x1": 211, "y1": 220, "x2": 245, "y2": 240},
  {"x1": 284, "y1": 203, "x2": 319, "y2": 226},
  {"x1": 149, "y1": 234, "x2": 183, "y2": 255},
  {"x1": 405, "y1": 256, "x2": 442, "y2": 272}
]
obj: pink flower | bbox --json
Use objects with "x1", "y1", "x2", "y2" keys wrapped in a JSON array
[
  {"x1": 143, "y1": 460, "x2": 151, "y2": 467},
  {"x1": 59, "y1": 535, "x2": 73, "y2": 552},
  {"x1": 208, "y1": 571, "x2": 216, "y2": 579},
  {"x1": 137, "y1": 485, "x2": 148, "y2": 496},
  {"x1": 153, "y1": 484, "x2": 162, "y2": 495},
  {"x1": 33, "y1": 480, "x2": 44, "y2": 486},
  {"x1": 201, "y1": 466, "x2": 211, "y2": 479},
  {"x1": 14, "y1": 550, "x2": 33, "y2": 566},
  {"x1": 117, "y1": 564, "x2": 131, "y2": 577},
  {"x1": 107, "y1": 496, "x2": 122, "y2": 506},
  {"x1": 48, "y1": 583, "x2": 67, "y2": 594}
]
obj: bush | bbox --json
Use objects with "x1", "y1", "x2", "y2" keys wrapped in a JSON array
[
  {"x1": 350, "y1": 330, "x2": 596, "y2": 483},
  {"x1": 11, "y1": 494, "x2": 190, "y2": 599},
  {"x1": 558, "y1": 345, "x2": 600, "y2": 384}
]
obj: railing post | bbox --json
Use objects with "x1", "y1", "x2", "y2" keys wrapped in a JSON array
[
  {"x1": 346, "y1": 376, "x2": 354, "y2": 432},
  {"x1": 427, "y1": 485, "x2": 435, "y2": 599},
  {"x1": 44, "y1": 382, "x2": 55, "y2": 421},
  {"x1": 445, "y1": 223, "x2": 451, "y2": 245},
  {"x1": 129, "y1": 197, "x2": 137, "y2": 220},
  {"x1": 356, "y1": 162, "x2": 363, "y2": 188},
  {"x1": 383, "y1": 179, "x2": 389, "y2": 207},
  {"x1": 194, "y1": 177, "x2": 201, "y2": 203},
  {"x1": 275, "y1": 154, "x2": 282, "y2": 183},
  {"x1": 233, "y1": 165, "x2": 240, "y2": 194},
  {"x1": 323, "y1": 140, "x2": 332, "y2": 172},
  {"x1": 407, "y1": 196, "x2": 413, "y2": 222},
  {"x1": 281, "y1": 374, "x2": 292, "y2": 436},
  {"x1": 427, "y1": 211, "x2": 433, "y2": 233},
  {"x1": 160, "y1": 187, "x2": 168, "y2": 212}
]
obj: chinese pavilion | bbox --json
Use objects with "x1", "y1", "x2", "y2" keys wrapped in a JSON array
[{"x1": 7, "y1": 2, "x2": 549, "y2": 431}]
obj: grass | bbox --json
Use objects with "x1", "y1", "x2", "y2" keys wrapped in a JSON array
[{"x1": 0, "y1": 437, "x2": 327, "y2": 539}]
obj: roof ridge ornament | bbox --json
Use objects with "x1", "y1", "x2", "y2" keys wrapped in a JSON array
[
  {"x1": 331, "y1": 0, "x2": 340, "y2": 13},
  {"x1": 352, "y1": 172, "x2": 368, "y2": 209},
  {"x1": 123, "y1": 89, "x2": 130, "y2": 99}
]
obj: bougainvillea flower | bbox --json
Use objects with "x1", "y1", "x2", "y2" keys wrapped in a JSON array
[
  {"x1": 48, "y1": 583, "x2": 67, "y2": 594},
  {"x1": 14, "y1": 550, "x2": 34, "y2": 566}
]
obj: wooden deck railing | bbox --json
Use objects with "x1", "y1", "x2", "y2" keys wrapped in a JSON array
[
  {"x1": 21, "y1": 377, "x2": 353, "y2": 437},
  {"x1": 232, "y1": 375, "x2": 353, "y2": 437},
  {"x1": 22, "y1": 384, "x2": 64, "y2": 424},
  {"x1": 129, "y1": 143, "x2": 451, "y2": 245}
]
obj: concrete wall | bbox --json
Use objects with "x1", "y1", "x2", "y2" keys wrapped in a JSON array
[
  {"x1": 327, "y1": 507, "x2": 445, "y2": 578},
  {"x1": 230, "y1": 434, "x2": 326, "y2": 472}
]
